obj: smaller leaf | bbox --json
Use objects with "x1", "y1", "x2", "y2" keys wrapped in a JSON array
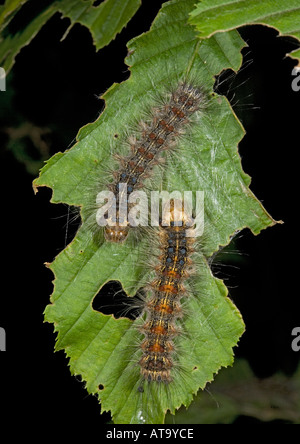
[
  {"x1": 59, "y1": 0, "x2": 142, "y2": 51},
  {"x1": 0, "y1": 0, "x2": 28, "y2": 31},
  {"x1": 167, "y1": 359, "x2": 300, "y2": 424},
  {"x1": 0, "y1": 3, "x2": 57, "y2": 72},
  {"x1": 0, "y1": 0, "x2": 142, "y2": 73},
  {"x1": 189, "y1": 0, "x2": 300, "y2": 62}
]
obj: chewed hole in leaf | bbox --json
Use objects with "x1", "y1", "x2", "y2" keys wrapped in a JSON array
[{"x1": 92, "y1": 280, "x2": 144, "y2": 320}]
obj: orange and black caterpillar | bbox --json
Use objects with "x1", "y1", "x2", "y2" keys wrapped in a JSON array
[
  {"x1": 138, "y1": 200, "x2": 195, "y2": 383},
  {"x1": 104, "y1": 83, "x2": 204, "y2": 242}
]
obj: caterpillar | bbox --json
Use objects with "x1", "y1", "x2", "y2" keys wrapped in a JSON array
[
  {"x1": 138, "y1": 199, "x2": 196, "y2": 384},
  {"x1": 102, "y1": 82, "x2": 205, "y2": 243}
]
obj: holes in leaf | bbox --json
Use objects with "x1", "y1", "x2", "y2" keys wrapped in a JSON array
[
  {"x1": 93, "y1": 1, "x2": 104, "y2": 6},
  {"x1": 92, "y1": 280, "x2": 144, "y2": 320}
]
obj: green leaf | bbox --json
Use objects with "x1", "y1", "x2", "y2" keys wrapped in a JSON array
[
  {"x1": 58, "y1": 0, "x2": 142, "y2": 51},
  {"x1": 167, "y1": 359, "x2": 300, "y2": 424},
  {"x1": 0, "y1": 2, "x2": 57, "y2": 73},
  {"x1": 0, "y1": 0, "x2": 141, "y2": 73},
  {"x1": 34, "y1": 0, "x2": 277, "y2": 424},
  {"x1": 189, "y1": 0, "x2": 300, "y2": 62},
  {"x1": 0, "y1": 0, "x2": 28, "y2": 32}
]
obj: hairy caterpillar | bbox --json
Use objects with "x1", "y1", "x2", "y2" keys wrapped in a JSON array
[
  {"x1": 92, "y1": 197, "x2": 202, "y2": 423},
  {"x1": 100, "y1": 82, "x2": 205, "y2": 243},
  {"x1": 138, "y1": 199, "x2": 196, "y2": 384}
]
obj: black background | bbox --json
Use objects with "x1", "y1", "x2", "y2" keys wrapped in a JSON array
[{"x1": 0, "y1": 0, "x2": 299, "y2": 427}]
